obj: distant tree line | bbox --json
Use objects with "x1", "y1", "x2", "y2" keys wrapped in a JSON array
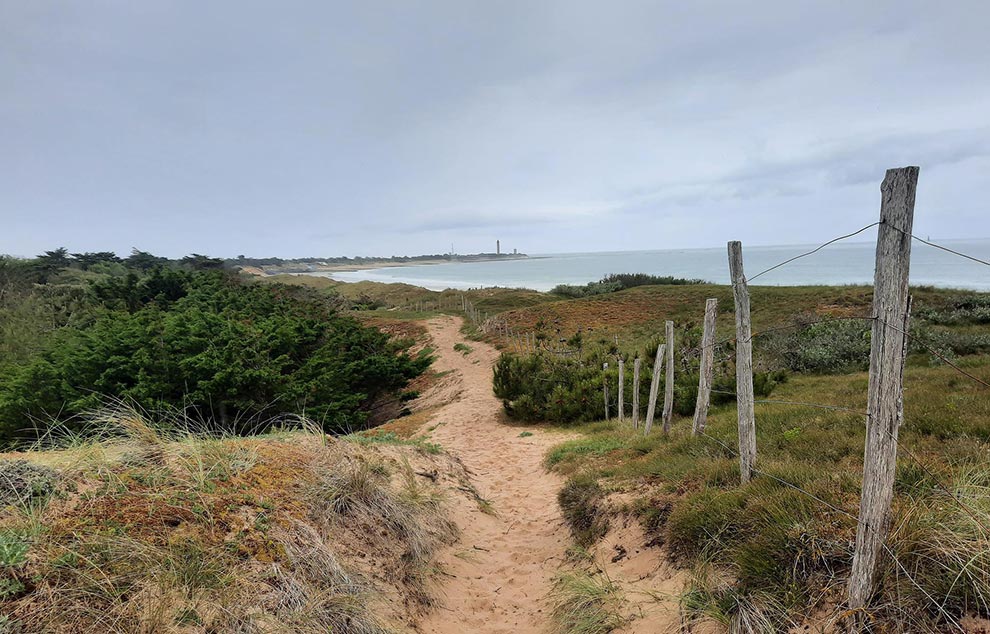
[{"x1": 8, "y1": 247, "x2": 525, "y2": 275}]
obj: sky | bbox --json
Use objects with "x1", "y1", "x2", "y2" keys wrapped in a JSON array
[{"x1": 2, "y1": 1, "x2": 989, "y2": 259}]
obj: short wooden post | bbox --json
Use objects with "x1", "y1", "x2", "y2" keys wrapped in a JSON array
[
  {"x1": 691, "y1": 299, "x2": 718, "y2": 436},
  {"x1": 617, "y1": 358, "x2": 625, "y2": 424},
  {"x1": 602, "y1": 363, "x2": 610, "y2": 421},
  {"x1": 632, "y1": 357, "x2": 641, "y2": 429},
  {"x1": 847, "y1": 166, "x2": 918, "y2": 620},
  {"x1": 643, "y1": 344, "x2": 665, "y2": 435},
  {"x1": 661, "y1": 320, "x2": 675, "y2": 433},
  {"x1": 729, "y1": 242, "x2": 756, "y2": 484}
]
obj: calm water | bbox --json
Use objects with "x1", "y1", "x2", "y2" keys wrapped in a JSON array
[{"x1": 325, "y1": 239, "x2": 990, "y2": 292}]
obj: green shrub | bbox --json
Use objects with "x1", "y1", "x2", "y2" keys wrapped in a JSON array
[
  {"x1": 495, "y1": 351, "x2": 779, "y2": 423},
  {"x1": 0, "y1": 271, "x2": 431, "y2": 441},
  {"x1": 759, "y1": 316, "x2": 871, "y2": 374},
  {"x1": 493, "y1": 354, "x2": 607, "y2": 423},
  {"x1": 550, "y1": 273, "x2": 705, "y2": 298}
]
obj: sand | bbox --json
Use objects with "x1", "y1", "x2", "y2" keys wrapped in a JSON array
[{"x1": 414, "y1": 316, "x2": 685, "y2": 633}]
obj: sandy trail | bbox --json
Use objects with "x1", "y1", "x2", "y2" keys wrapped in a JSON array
[{"x1": 416, "y1": 316, "x2": 572, "y2": 634}]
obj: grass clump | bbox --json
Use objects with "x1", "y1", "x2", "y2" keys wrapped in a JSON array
[
  {"x1": 344, "y1": 430, "x2": 443, "y2": 455},
  {"x1": 453, "y1": 342, "x2": 473, "y2": 355},
  {"x1": 548, "y1": 570, "x2": 626, "y2": 634},
  {"x1": 558, "y1": 476, "x2": 610, "y2": 547}
]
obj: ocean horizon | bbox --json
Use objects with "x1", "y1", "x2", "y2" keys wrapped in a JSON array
[{"x1": 322, "y1": 238, "x2": 990, "y2": 292}]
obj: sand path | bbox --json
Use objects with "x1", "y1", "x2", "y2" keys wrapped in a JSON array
[{"x1": 416, "y1": 316, "x2": 572, "y2": 634}]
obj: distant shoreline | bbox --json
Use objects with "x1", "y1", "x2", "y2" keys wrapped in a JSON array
[{"x1": 244, "y1": 253, "x2": 531, "y2": 277}]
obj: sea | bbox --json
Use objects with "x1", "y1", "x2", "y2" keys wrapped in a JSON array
[{"x1": 323, "y1": 239, "x2": 990, "y2": 292}]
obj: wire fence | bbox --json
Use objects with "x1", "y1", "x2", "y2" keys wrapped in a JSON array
[
  {"x1": 631, "y1": 218, "x2": 988, "y2": 625},
  {"x1": 472, "y1": 212, "x2": 990, "y2": 623}
]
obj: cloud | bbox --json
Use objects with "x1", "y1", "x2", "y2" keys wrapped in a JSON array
[{"x1": 1, "y1": 1, "x2": 989, "y2": 257}]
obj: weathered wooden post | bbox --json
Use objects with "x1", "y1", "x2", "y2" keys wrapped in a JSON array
[
  {"x1": 691, "y1": 299, "x2": 718, "y2": 436},
  {"x1": 728, "y1": 242, "x2": 756, "y2": 484},
  {"x1": 847, "y1": 167, "x2": 918, "y2": 621},
  {"x1": 603, "y1": 363, "x2": 610, "y2": 421},
  {"x1": 617, "y1": 358, "x2": 625, "y2": 424},
  {"x1": 632, "y1": 357, "x2": 641, "y2": 429},
  {"x1": 643, "y1": 344, "x2": 665, "y2": 435},
  {"x1": 661, "y1": 320, "x2": 675, "y2": 433}
]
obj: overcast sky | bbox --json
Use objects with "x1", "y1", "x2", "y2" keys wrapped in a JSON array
[{"x1": 2, "y1": 2, "x2": 989, "y2": 258}]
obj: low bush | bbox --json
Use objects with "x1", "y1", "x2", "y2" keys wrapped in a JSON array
[
  {"x1": 0, "y1": 270, "x2": 432, "y2": 441},
  {"x1": 758, "y1": 315, "x2": 872, "y2": 374},
  {"x1": 550, "y1": 273, "x2": 705, "y2": 298}
]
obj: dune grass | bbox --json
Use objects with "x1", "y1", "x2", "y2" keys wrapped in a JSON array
[
  {"x1": 548, "y1": 570, "x2": 627, "y2": 634},
  {"x1": 545, "y1": 357, "x2": 990, "y2": 630},
  {"x1": 0, "y1": 405, "x2": 458, "y2": 632}
]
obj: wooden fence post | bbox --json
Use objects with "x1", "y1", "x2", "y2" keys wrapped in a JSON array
[
  {"x1": 643, "y1": 343, "x2": 665, "y2": 435},
  {"x1": 692, "y1": 298, "x2": 718, "y2": 436},
  {"x1": 603, "y1": 363, "x2": 610, "y2": 422},
  {"x1": 729, "y1": 242, "x2": 756, "y2": 484},
  {"x1": 847, "y1": 166, "x2": 918, "y2": 620},
  {"x1": 632, "y1": 357, "x2": 641, "y2": 429},
  {"x1": 617, "y1": 358, "x2": 625, "y2": 424},
  {"x1": 662, "y1": 320, "x2": 675, "y2": 433}
]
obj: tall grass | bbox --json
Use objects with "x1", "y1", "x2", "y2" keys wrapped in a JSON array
[{"x1": 545, "y1": 360, "x2": 990, "y2": 630}]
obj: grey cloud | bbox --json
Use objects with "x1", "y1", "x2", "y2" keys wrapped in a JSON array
[{"x1": 1, "y1": 1, "x2": 989, "y2": 257}]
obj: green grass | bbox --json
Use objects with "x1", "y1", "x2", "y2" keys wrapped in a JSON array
[
  {"x1": 545, "y1": 435, "x2": 630, "y2": 469},
  {"x1": 544, "y1": 358, "x2": 990, "y2": 628},
  {"x1": 453, "y1": 342, "x2": 473, "y2": 355},
  {"x1": 344, "y1": 430, "x2": 443, "y2": 455}
]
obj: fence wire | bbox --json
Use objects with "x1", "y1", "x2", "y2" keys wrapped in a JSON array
[{"x1": 748, "y1": 222, "x2": 881, "y2": 282}]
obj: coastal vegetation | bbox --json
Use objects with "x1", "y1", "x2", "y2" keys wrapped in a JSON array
[
  {"x1": 2, "y1": 250, "x2": 988, "y2": 631},
  {"x1": 488, "y1": 281, "x2": 990, "y2": 630},
  {"x1": 0, "y1": 251, "x2": 430, "y2": 444},
  {"x1": 550, "y1": 273, "x2": 706, "y2": 299}
]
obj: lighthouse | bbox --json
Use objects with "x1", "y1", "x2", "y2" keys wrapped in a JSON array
[{"x1": 496, "y1": 240, "x2": 500, "y2": 255}]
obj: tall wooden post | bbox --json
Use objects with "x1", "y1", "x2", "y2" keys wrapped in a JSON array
[
  {"x1": 692, "y1": 299, "x2": 718, "y2": 436},
  {"x1": 643, "y1": 344, "x2": 665, "y2": 435},
  {"x1": 617, "y1": 358, "x2": 625, "y2": 424},
  {"x1": 603, "y1": 363, "x2": 610, "y2": 422},
  {"x1": 847, "y1": 167, "x2": 918, "y2": 619},
  {"x1": 632, "y1": 357, "x2": 641, "y2": 429},
  {"x1": 661, "y1": 320, "x2": 675, "y2": 433},
  {"x1": 728, "y1": 242, "x2": 756, "y2": 484}
]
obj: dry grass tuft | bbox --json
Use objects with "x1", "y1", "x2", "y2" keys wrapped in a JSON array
[
  {"x1": 548, "y1": 569, "x2": 626, "y2": 634},
  {"x1": 0, "y1": 406, "x2": 460, "y2": 632}
]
